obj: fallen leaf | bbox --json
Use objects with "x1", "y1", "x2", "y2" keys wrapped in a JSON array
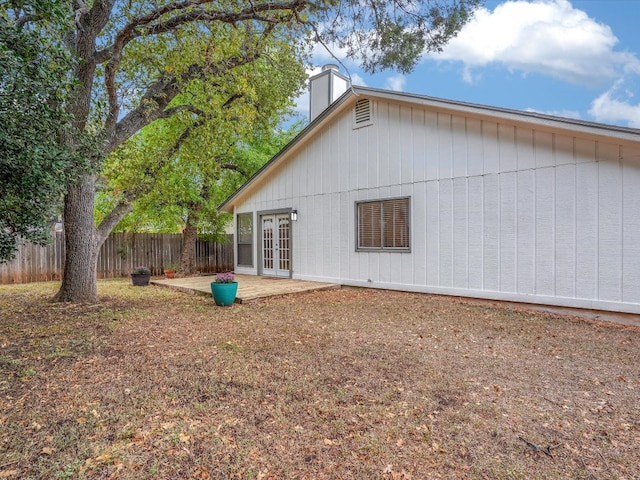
[
  {"x1": 94, "y1": 453, "x2": 112, "y2": 463},
  {"x1": 256, "y1": 469, "x2": 269, "y2": 480},
  {"x1": 192, "y1": 466, "x2": 210, "y2": 479}
]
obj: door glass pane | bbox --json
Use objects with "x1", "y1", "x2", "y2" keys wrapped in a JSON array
[
  {"x1": 278, "y1": 216, "x2": 290, "y2": 271},
  {"x1": 262, "y1": 218, "x2": 274, "y2": 270}
]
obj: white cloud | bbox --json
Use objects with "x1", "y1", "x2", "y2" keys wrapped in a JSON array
[
  {"x1": 432, "y1": 0, "x2": 640, "y2": 88},
  {"x1": 350, "y1": 73, "x2": 367, "y2": 87},
  {"x1": 589, "y1": 80, "x2": 640, "y2": 127},
  {"x1": 384, "y1": 75, "x2": 406, "y2": 91}
]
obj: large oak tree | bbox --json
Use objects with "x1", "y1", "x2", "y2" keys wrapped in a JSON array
[
  {"x1": 97, "y1": 58, "x2": 306, "y2": 274},
  {"x1": 6, "y1": 0, "x2": 481, "y2": 302}
]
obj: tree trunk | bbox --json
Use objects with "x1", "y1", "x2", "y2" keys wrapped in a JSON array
[
  {"x1": 53, "y1": 175, "x2": 100, "y2": 303},
  {"x1": 181, "y1": 215, "x2": 198, "y2": 275}
]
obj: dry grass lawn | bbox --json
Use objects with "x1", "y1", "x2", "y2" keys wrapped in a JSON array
[{"x1": 0, "y1": 280, "x2": 638, "y2": 479}]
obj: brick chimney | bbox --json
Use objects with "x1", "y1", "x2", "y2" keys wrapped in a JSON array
[{"x1": 309, "y1": 64, "x2": 350, "y2": 122}]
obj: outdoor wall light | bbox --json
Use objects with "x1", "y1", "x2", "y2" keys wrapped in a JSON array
[{"x1": 290, "y1": 210, "x2": 298, "y2": 221}]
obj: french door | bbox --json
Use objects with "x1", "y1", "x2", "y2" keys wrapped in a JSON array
[{"x1": 261, "y1": 214, "x2": 291, "y2": 277}]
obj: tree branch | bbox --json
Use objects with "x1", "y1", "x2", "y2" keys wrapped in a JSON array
[
  {"x1": 221, "y1": 93, "x2": 243, "y2": 109},
  {"x1": 98, "y1": 88, "x2": 246, "y2": 237},
  {"x1": 220, "y1": 163, "x2": 248, "y2": 177},
  {"x1": 138, "y1": 5, "x2": 301, "y2": 38},
  {"x1": 100, "y1": 0, "x2": 303, "y2": 129},
  {"x1": 92, "y1": 47, "x2": 113, "y2": 64},
  {"x1": 170, "y1": 117, "x2": 208, "y2": 158},
  {"x1": 95, "y1": 191, "x2": 136, "y2": 244},
  {"x1": 15, "y1": 15, "x2": 36, "y2": 29},
  {"x1": 159, "y1": 104, "x2": 206, "y2": 119},
  {"x1": 66, "y1": 0, "x2": 117, "y2": 132},
  {"x1": 83, "y1": 0, "x2": 116, "y2": 38},
  {"x1": 105, "y1": 53, "x2": 259, "y2": 155},
  {"x1": 122, "y1": 0, "x2": 305, "y2": 40}
]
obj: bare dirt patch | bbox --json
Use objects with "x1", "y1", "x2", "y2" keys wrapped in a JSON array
[{"x1": 1, "y1": 280, "x2": 638, "y2": 479}]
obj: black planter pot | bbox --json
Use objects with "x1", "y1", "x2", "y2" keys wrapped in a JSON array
[{"x1": 131, "y1": 273, "x2": 151, "y2": 286}]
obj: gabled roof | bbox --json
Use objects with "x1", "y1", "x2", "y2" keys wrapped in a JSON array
[{"x1": 219, "y1": 86, "x2": 640, "y2": 213}]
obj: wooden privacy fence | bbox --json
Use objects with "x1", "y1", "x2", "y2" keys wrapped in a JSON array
[{"x1": 0, "y1": 232, "x2": 234, "y2": 284}]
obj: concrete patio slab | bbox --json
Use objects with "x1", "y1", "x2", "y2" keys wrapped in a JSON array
[{"x1": 151, "y1": 274, "x2": 340, "y2": 303}]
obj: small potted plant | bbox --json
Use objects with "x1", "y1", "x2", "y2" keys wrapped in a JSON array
[
  {"x1": 210, "y1": 271, "x2": 237, "y2": 306},
  {"x1": 163, "y1": 262, "x2": 178, "y2": 279},
  {"x1": 131, "y1": 266, "x2": 151, "y2": 286}
]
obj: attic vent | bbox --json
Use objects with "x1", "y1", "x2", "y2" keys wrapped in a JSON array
[{"x1": 353, "y1": 98, "x2": 373, "y2": 128}]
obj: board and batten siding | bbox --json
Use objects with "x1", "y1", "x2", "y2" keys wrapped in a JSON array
[{"x1": 234, "y1": 98, "x2": 640, "y2": 314}]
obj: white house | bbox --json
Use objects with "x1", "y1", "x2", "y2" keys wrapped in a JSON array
[{"x1": 220, "y1": 66, "x2": 640, "y2": 315}]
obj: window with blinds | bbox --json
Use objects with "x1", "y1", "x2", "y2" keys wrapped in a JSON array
[
  {"x1": 237, "y1": 213, "x2": 253, "y2": 266},
  {"x1": 356, "y1": 197, "x2": 410, "y2": 251}
]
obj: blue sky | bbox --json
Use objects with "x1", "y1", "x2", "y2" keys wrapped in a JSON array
[{"x1": 296, "y1": 0, "x2": 640, "y2": 128}]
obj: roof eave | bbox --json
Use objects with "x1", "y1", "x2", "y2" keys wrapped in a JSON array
[
  {"x1": 218, "y1": 88, "x2": 356, "y2": 213},
  {"x1": 355, "y1": 86, "x2": 640, "y2": 143}
]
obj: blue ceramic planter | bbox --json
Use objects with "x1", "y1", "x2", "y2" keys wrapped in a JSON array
[{"x1": 211, "y1": 282, "x2": 238, "y2": 306}]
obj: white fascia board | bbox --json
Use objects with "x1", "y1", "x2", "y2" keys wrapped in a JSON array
[{"x1": 354, "y1": 87, "x2": 640, "y2": 145}]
